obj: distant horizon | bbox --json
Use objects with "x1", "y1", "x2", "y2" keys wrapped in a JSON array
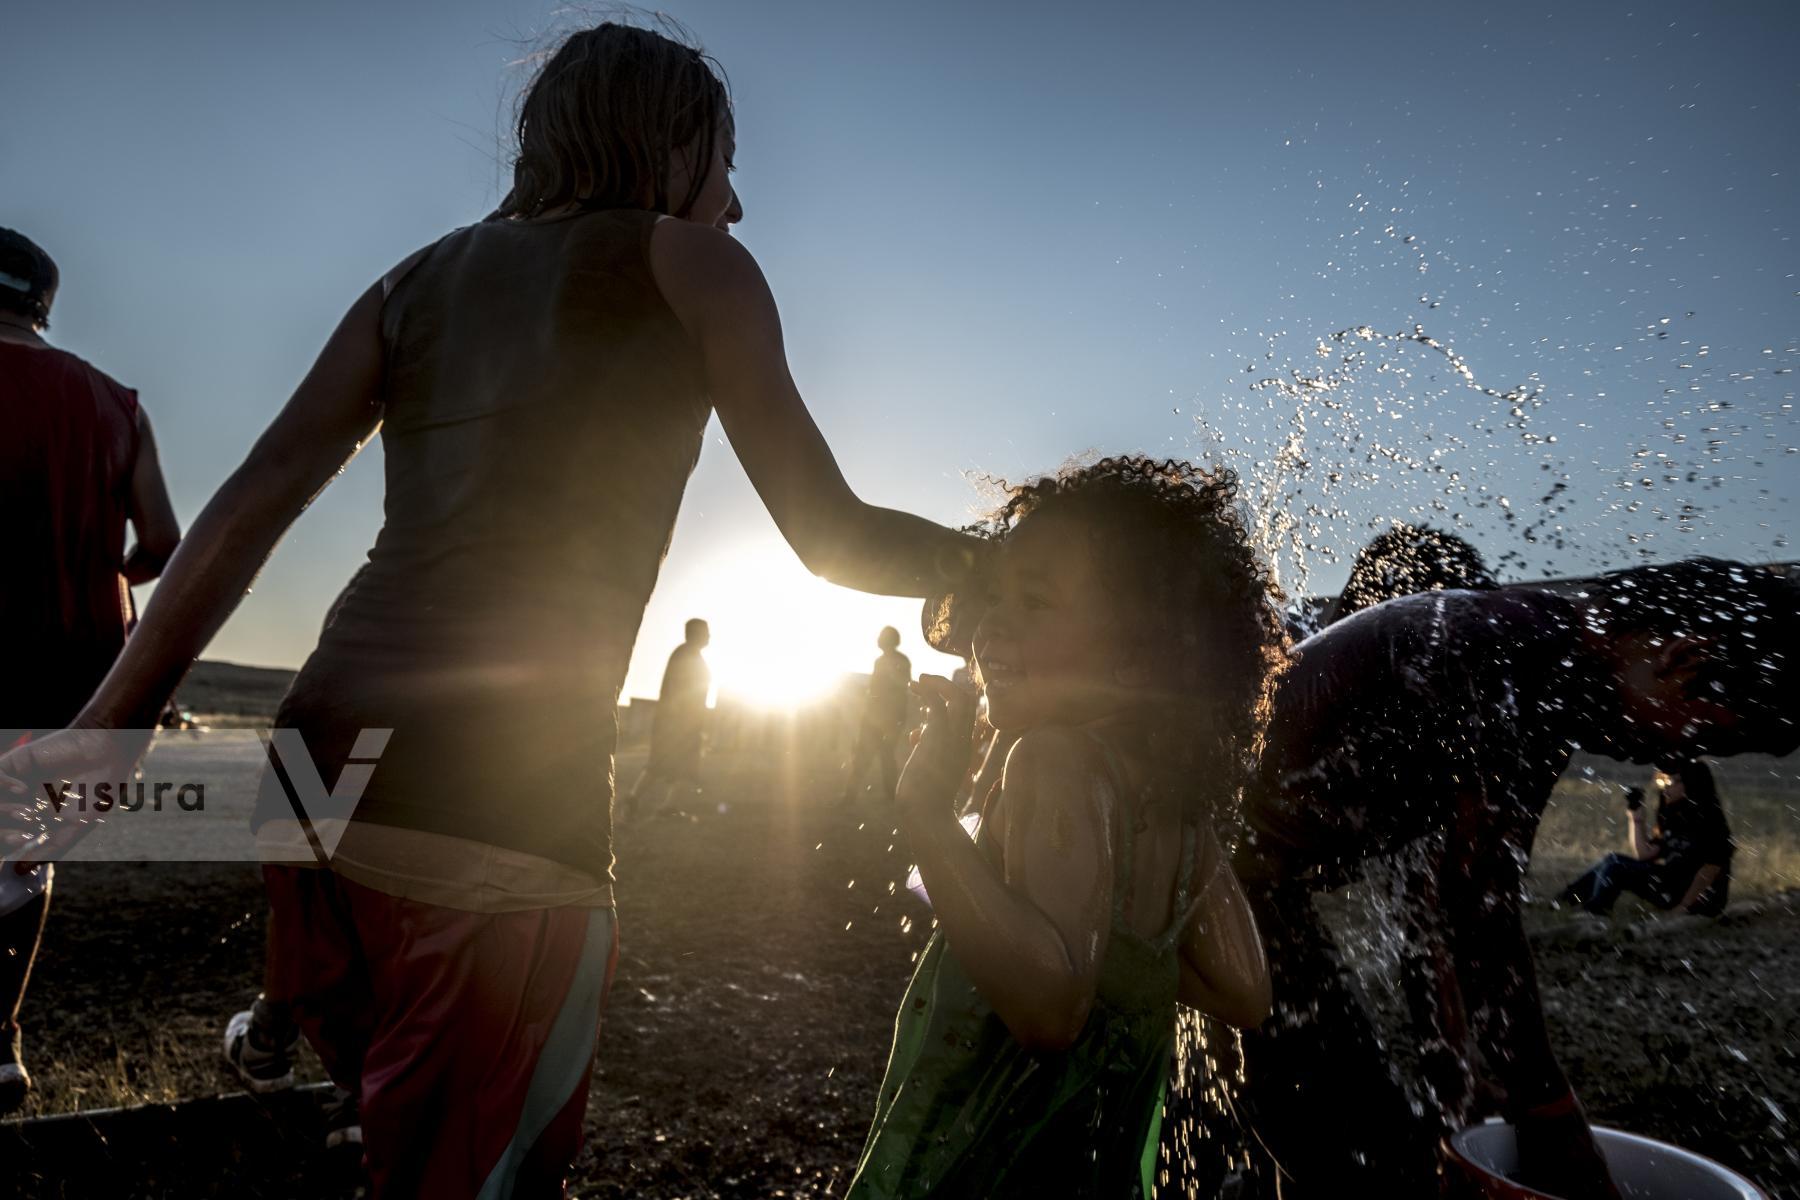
[
  {"x1": 180, "y1": 556, "x2": 1800, "y2": 710},
  {"x1": 178, "y1": 653, "x2": 887, "y2": 711}
]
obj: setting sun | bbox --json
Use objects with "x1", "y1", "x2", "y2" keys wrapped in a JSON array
[{"x1": 640, "y1": 536, "x2": 962, "y2": 711}]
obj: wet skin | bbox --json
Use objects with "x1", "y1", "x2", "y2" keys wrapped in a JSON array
[
  {"x1": 1232, "y1": 581, "x2": 1798, "y2": 1200},
  {"x1": 896, "y1": 510, "x2": 1270, "y2": 1055}
]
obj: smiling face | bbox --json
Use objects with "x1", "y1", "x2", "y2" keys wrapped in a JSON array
[{"x1": 970, "y1": 512, "x2": 1135, "y2": 733}]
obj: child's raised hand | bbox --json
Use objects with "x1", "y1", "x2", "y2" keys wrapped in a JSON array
[{"x1": 896, "y1": 675, "x2": 979, "y2": 824}]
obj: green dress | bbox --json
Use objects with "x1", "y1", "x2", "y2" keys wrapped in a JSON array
[{"x1": 846, "y1": 745, "x2": 1198, "y2": 1199}]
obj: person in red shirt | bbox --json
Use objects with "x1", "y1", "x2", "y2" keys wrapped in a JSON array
[{"x1": 0, "y1": 227, "x2": 182, "y2": 1113}]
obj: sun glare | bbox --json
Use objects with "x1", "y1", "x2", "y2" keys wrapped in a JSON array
[{"x1": 672, "y1": 541, "x2": 944, "y2": 712}]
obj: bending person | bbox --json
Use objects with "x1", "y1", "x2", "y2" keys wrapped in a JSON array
[
  {"x1": 1170, "y1": 519, "x2": 1496, "y2": 1197},
  {"x1": 1234, "y1": 558, "x2": 1797, "y2": 1200}
]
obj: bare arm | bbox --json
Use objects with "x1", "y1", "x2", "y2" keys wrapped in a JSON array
[
  {"x1": 121, "y1": 407, "x2": 182, "y2": 585},
  {"x1": 649, "y1": 220, "x2": 983, "y2": 597},
  {"x1": 899, "y1": 681, "x2": 1113, "y2": 1051},
  {"x1": 1176, "y1": 823, "x2": 1272, "y2": 1028},
  {"x1": 1676, "y1": 863, "x2": 1722, "y2": 912},
  {"x1": 76, "y1": 281, "x2": 387, "y2": 728},
  {"x1": 1626, "y1": 805, "x2": 1657, "y2": 861},
  {"x1": 960, "y1": 728, "x2": 1018, "y2": 817}
]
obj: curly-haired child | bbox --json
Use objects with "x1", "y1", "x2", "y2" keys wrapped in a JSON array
[{"x1": 846, "y1": 455, "x2": 1284, "y2": 1198}]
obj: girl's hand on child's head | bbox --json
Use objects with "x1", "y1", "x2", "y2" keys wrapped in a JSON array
[{"x1": 897, "y1": 675, "x2": 978, "y2": 824}]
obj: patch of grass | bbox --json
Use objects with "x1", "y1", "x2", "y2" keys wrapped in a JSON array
[{"x1": 28, "y1": 1011, "x2": 327, "y2": 1116}]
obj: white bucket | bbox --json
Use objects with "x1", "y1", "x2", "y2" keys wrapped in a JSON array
[{"x1": 1446, "y1": 1122, "x2": 1767, "y2": 1200}]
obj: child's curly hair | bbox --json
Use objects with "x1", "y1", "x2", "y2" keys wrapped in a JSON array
[{"x1": 931, "y1": 454, "x2": 1288, "y2": 824}]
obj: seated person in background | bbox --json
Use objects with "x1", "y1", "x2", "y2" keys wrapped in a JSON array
[{"x1": 1558, "y1": 760, "x2": 1733, "y2": 917}]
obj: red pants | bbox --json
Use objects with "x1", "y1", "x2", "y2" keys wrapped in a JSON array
[{"x1": 263, "y1": 867, "x2": 618, "y2": 1199}]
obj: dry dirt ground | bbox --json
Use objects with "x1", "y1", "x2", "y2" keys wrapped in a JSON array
[{"x1": 4, "y1": 746, "x2": 1797, "y2": 1198}]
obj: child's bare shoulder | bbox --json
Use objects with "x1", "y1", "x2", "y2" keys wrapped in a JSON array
[
  {"x1": 997, "y1": 730, "x2": 1119, "y2": 869},
  {"x1": 1003, "y1": 727, "x2": 1113, "y2": 795}
]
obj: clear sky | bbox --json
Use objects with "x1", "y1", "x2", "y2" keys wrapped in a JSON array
[{"x1": 9, "y1": 1, "x2": 1797, "y2": 703}]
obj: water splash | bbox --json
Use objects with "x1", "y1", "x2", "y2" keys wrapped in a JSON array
[{"x1": 1213, "y1": 310, "x2": 1796, "y2": 605}]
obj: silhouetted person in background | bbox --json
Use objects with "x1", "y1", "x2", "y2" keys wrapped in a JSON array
[
  {"x1": 1231, "y1": 558, "x2": 1798, "y2": 1200},
  {"x1": 1558, "y1": 759, "x2": 1733, "y2": 918},
  {"x1": 1281, "y1": 521, "x2": 1495, "y2": 640},
  {"x1": 842, "y1": 626, "x2": 910, "y2": 803},
  {"x1": 0, "y1": 227, "x2": 181, "y2": 1113},
  {"x1": 1325, "y1": 520, "x2": 1497, "y2": 625},
  {"x1": 630, "y1": 618, "x2": 712, "y2": 818}
]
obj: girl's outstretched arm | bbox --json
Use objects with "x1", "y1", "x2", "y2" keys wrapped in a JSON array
[
  {"x1": 649, "y1": 220, "x2": 984, "y2": 598},
  {"x1": 899, "y1": 678, "x2": 1114, "y2": 1052},
  {"x1": 72, "y1": 281, "x2": 388, "y2": 730},
  {"x1": 1177, "y1": 825, "x2": 1272, "y2": 1028}
]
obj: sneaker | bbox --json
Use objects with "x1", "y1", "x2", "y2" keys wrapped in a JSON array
[
  {"x1": 0, "y1": 1060, "x2": 30, "y2": 1116},
  {"x1": 322, "y1": 1085, "x2": 363, "y2": 1152},
  {"x1": 222, "y1": 1006, "x2": 300, "y2": 1093}
]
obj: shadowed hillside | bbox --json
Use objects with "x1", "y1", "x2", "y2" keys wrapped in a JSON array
[{"x1": 177, "y1": 661, "x2": 296, "y2": 720}]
